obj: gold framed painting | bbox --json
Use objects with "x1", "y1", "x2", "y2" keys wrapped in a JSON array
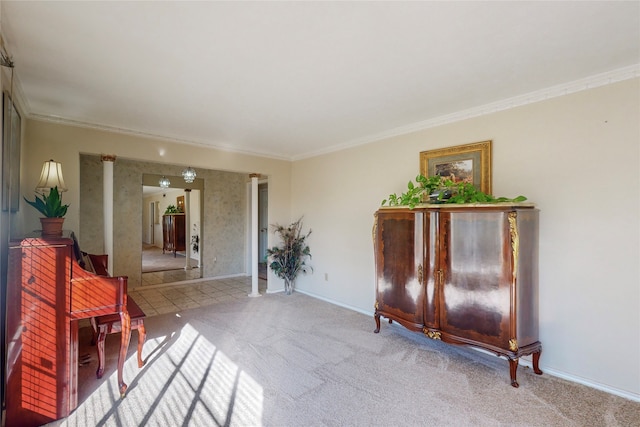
[
  {"x1": 420, "y1": 140, "x2": 492, "y2": 194},
  {"x1": 176, "y1": 195, "x2": 185, "y2": 212}
]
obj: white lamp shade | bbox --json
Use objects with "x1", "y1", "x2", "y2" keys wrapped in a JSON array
[{"x1": 36, "y1": 159, "x2": 67, "y2": 192}]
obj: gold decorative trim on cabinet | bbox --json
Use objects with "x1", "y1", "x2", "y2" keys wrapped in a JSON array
[
  {"x1": 372, "y1": 213, "x2": 378, "y2": 243},
  {"x1": 508, "y1": 212, "x2": 519, "y2": 282},
  {"x1": 509, "y1": 338, "x2": 519, "y2": 352},
  {"x1": 417, "y1": 264, "x2": 423, "y2": 283},
  {"x1": 423, "y1": 328, "x2": 441, "y2": 340}
]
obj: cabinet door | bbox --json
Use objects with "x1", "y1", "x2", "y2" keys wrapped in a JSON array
[
  {"x1": 174, "y1": 215, "x2": 186, "y2": 252},
  {"x1": 374, "y1": 209, "x2": 425, "y2": 332},
  {"x1": 162, "y1": 215, "x2": 172, "y2": 251},
  {"x1": 438, "y1": 210, "x2": 512, "y2": 349}
]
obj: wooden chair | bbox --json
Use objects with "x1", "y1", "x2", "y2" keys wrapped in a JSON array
[
  {"x1": 91, "y1": 297, "x2": 147, "y2": 379},
  {"x1": 71, "y1": 233, "x2": 147, "y2": 380}
]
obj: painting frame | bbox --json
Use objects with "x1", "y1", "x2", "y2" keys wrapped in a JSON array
[
  {"x1": 2, "y1": 92, "x2": 21, "y2": 212},
  {"x1": 176, "y1": 195, "x2": 185, "y2": 212},
  {"x1": 419, "y1": 140, "x2": 492, "y2": 194}
]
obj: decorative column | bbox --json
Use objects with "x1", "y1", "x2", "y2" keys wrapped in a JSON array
[
  {"x1": 249, "y1": 173, "x2": 261, "y2": 297},
  {"x1": 101, "y1": 155, "x2": 116, "y2": 275},
  {"x1": 184, "y1": 189, "x2": 192, "y2": 270}
]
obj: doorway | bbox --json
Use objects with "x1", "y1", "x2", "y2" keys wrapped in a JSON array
[
  {"x1": 258, "y1": 183, "x2": 268, "y2": 280},
  {"x1": 258, "y1": 183, "x2": 268, "y2": 263},
  {"x1": 141, "y1": 176, "x2": 203, "y2": 286},
  {"x1": 247, "y1": 181, "x2": 269, "y2": 280},
  {"x1": 146, "y1": 201, "x2": 156, "y2": 245}
]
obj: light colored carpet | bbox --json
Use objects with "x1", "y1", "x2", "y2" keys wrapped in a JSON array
[{"x1": 54, "y1": 293, "x2": 638, "y2": 426}]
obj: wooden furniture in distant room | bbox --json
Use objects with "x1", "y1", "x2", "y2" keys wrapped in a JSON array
[
  {"x1": 5, "y1": 232, "x2": 135, "y2": 427},
  {"x1": 162, "y1": 213, "x2": 185, "y2": 257},
  {"x1": 373, "y1": 204, "x2": 542, "y2": 387}
]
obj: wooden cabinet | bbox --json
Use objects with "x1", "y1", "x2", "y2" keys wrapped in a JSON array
[
  {"x1": 162, "y1": 213, "x2": 185, "y2": 257},
  {"x1": 373, "y1": 204, "x2": 542, "y2": 387}
]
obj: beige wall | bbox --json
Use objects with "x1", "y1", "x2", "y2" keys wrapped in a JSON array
[
  {"x1": 21, "y1": 120, "x2": 293, "y2": 290},
  {"x1": 290, "y1": 78, "x2": 640, "y2": 398}
]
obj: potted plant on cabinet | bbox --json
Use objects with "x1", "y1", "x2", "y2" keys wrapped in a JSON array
[
  {"x1": 24, "y1": 186, "x2": 70, "y2": 236},
  {"x1": 164, "y1": 204, "x2": 182, "y2": 214},
  {"x1": 382, "y1": 174, "x2": 527, "y2": 209},
  {"x1": 266, "y1": 217, "x2": 312, "y2": 295}
]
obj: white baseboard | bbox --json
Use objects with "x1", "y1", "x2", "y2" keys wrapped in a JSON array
[
  {"x1": 294, "y1": 288, "x2": 373, "y2": 317},
  {"x1": 540, "y1": 367, "x2": 639, "y2": 402}
]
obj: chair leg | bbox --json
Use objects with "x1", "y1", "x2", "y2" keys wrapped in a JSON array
[
  {"x1": 90, "y1": 317, "x2": 98, "y2": 346},
  {"x1": 117, "y1": 311, "x2": 132, "y2": 397},
  {"x1": 137, "y1": 322, "x2": 147, "y2": 368},
  {"x1": 96, "y1": 328, "x2": 107, "y2": 379}
]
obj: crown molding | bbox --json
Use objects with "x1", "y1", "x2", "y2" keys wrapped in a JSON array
[
  {"x1": 23, "y1": 64, "x2": 640, "y2": 162},
  {"x1": 27, "y1": 113, "x2": 293, "y2": 161},
  {"x1": 294, "y1": 64, "x2": 640, "y2": 160}
]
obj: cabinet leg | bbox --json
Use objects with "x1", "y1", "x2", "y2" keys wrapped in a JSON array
[
  {"x1": 533, "y1": 350, "x2": 543, "y2": 375},
  {"x1": 509, "y1": 358, "x2": 519, "y2": 388},
  {"x1": 374, "y1": 314, "x2": 380, "y2": 333}
]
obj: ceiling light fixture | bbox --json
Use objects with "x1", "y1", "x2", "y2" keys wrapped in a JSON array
[
  {"x1": 182, "y1": 166, "x2": 196, "y2": 183},
  {"x1": 159, "y1": 176, "x2": 170, "y2": 188}
]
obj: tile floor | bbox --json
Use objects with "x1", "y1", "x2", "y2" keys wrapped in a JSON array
[{"x1": 130, "y1": 275, "x2": 268, "y2": 317}]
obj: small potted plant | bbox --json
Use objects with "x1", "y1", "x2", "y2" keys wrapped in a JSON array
[
  {"x1": 164, "y1": 204, "x2": 182, "y2": 214},
  {"x1": 24, "y1": 186, "x2": 69, "y2": 236},
  {"x1": 266, "y1": 217, "x2": 312, "y2": 295}
]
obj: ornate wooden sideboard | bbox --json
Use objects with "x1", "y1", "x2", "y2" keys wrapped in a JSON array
[
  {"x1": 162, "y1": 213, "x2": 185, "y2": 257},
  {"x1": 373, "y1": 204, "x2": 542, "y2": 387}
]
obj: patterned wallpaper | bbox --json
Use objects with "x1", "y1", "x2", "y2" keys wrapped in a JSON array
[{"x1": 79, "y1": 154, "x2": 248, "y2": 287}]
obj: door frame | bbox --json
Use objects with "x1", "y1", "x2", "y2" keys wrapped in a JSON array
[{"x1": 246, "y1": 178, "x2": 268, "y2": 275}]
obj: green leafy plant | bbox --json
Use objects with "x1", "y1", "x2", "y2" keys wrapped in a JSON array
[
  {"x1": 382, "y1": 174, "x2": 527, "y2": 209},
  {"x1": 266, "y1": 217, "x2": 312, "y2": 294},
  {"x1": 382, "y1": 175, "x2": 443, "y2": 208},
  {"x1": 24, "y1": 186, "x2": 69, "y2": 217},
  {"x1": 164, "y1": 204, "x2": 182, "y2": 214}
]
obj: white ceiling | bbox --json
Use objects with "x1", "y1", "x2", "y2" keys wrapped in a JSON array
[{"x1": 1, "y1": 1, "x2": 638, "y2": 160}]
